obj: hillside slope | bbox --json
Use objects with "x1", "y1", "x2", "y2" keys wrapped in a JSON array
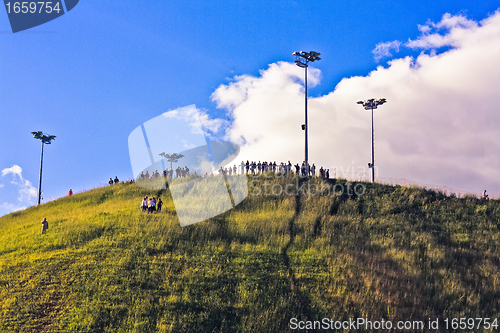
[{"x1": 1, "y1": 175, "x2": 500, "y2": 332}]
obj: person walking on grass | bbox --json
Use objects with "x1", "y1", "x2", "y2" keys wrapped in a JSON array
[
  {"x1": 152, "y1": 197, "x2": 157, "y2": 212},
  {"x1": 148, "y1": 197, "x2": 153, "y2": 213},
  {"x1": 148, "y1": 197, "x2": 156, "y2": 213},
  {"x1": 141, "y1": 196, "x2": 148, "y2": 212},
  {"x1": 157, "y1": 197, "x2": 163, "y2": 212},
  {"x1": 41, "y1": 218, "x2": 48, "y2": 234}
]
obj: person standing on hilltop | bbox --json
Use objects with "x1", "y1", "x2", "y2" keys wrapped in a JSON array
[
  {"x1": 108, "y1": 178, "x2": 113, "y2": 185},
  {"x1": 482, "y1": 190, "x2": 489, "y2": 200},
  {"x1": 68, "y1": 189, "x2": 73, "y2": 196},
  {"x1": 114, "y1": 176, "x2": 119, "y2": 184},
  {"x1": 41, "y1": 218, "x2": 49, "y2": 234}
]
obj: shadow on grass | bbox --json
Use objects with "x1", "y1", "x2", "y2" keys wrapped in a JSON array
[{"x1": 281, "y1": 177, "x2": 313, "y2": 324}]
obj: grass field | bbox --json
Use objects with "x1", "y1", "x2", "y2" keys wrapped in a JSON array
[{"x1": 1, "y1": 174, "x2": 500, "y2": 332}]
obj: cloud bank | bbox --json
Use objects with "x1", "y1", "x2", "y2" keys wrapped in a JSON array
[
  {"x1": 1, "y1": 165, "x2": 37, "y2": 215},
  {"x1": 212, "y1": 12, "x2": 500, "y2": 194}
]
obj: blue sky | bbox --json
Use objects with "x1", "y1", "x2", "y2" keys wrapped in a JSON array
[{"x1": 1, "y1": 1, "x2": 500, "y2": 215}]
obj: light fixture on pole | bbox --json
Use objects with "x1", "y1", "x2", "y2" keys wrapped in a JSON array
[
  {"x1": 356, "y1": 98, "x2": 387, "y2": 182},
  {"x1": 293, "y1": 51, "x2": 321, "y2": 176},
  {"x1": 32, "y1": 131, "x2": 56, "y2": 205},
  {"x1": 159, "y1": 152, "x2": 185, "y2": 172}
]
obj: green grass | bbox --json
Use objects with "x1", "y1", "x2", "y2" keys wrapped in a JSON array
[{"x1": 1, "y1": 175, "x2": 500, "y2": 332}]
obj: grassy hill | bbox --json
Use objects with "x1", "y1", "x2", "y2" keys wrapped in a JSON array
[{"x1": 1, "y1": 175, "x2": 500, "y2": 332}]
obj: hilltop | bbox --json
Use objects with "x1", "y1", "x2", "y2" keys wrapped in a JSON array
[{"x1": 1, "y1": 175, "x2": 500, "y2": 332}]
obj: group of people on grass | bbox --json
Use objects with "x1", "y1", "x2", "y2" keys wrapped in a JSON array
[
  {"x1": 141, "y1": 196, "x2": 163, "y2": 213},
  {"x1": 239, "y1": 160, "x2": 330, "y2": 179},
  {"x1": 136, "y1": 160, "x2": 331, "y2": 181},
  {"x1": 108, "y1": 176, "x2": 120, "y2": 185},
  {"x1": 138, "y1": 166, "x2": 192, "y2": 181}
]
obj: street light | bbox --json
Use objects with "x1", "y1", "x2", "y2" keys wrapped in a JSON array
[
  {"x1": 158, "y1": 152, "x2": 185, "y2": 173},
  {"x1": 293, "y1": 51, "x2": 321, "y2": 176},
  {"x1": 356, "y1": 98, "x2": 387, "y2": 182},
  {"x1": 32, "y1": 131, "x2": 56, "y2": 205}
]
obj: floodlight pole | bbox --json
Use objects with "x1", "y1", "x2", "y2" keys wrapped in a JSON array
[
  {"x1": 370, "y1": 105, "x2": 375, "y2": 183},
  {"x1": 38, "y1": 140, "x2": 44, "y2": 205},
  {"x1": 356, "y1": 98, "x2": 387, "y2": 182},
  {"x1": 293, "y1": 51, "x2": 321, "y2": 176},
  {"x1": 32, "y1": 131, "x2": 56, "y2": 205},
  {"x1": 159, "y1": 152, "x2": 185, "y2": 176},
  {"x1": 305, "y1": 63, "x2": 308, "y2": 174}
]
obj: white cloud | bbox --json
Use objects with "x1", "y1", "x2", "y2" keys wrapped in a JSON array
[
  {"x1": 0, "y1": 184, "x2": 4, "y2": 188},
  {"x1": 372, "y1": 40, "x2": 402, "y2": 61},
  {"x1": 405, "y1": 14, "x2": 479, "y2": 49},
  {"x1": 0, "y1": 202, "x2": 27, "y2": 216},
  {"x1": 374, "y1": 13, "x2": 485, "y2": 59},
  {"x1": 436, "y1": 13, "x2": 478, "y2": 30},
  {"x1": 2, "y1": 165, "x2": 22, "y2": 178},
  {"x1": 1, "y1": 165, "x2": 37, "y2": 203},
  {"x1": 162, "y1": 104, "x2": 229, "y2": 140},
  {"x1": 212, "y1": 12, "x2": 500, "y2": 194},
  {"x1": 417, "y1": 24, "x2": 432, "y2": 34}
]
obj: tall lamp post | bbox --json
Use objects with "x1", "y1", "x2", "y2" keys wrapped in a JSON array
[
  {"x1": 293, "y1": 51, "x2": 321, "y2": 176},
  {"x1": 32, "y1": 131, "x2": 56, "y2": 205},
  {"x1": 356, "y1": 98, "x2": 387, "y2": 182},
  {"x1": 159, "y1": 152, "x2": 185, "y2": 173}
]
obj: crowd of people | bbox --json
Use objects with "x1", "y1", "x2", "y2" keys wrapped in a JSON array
[
  {"x1": 133, "y1": 160, "x2": 331, "y2": 182},
  {"x1": 141, "y1": 196, "x2": 163, "y2": 213},
  {"x1": 45, "y1": 157, "x2": 493, "y2": 229},
  {"x1": 42, "y1": 159, "x2": 332, "y2": 230},
  {"x1": 216, "y1": 160, "x2": 331, "y2": 179},
  {"x1": 137, "y1": 166, "x2": 193, "y2": 180}
]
